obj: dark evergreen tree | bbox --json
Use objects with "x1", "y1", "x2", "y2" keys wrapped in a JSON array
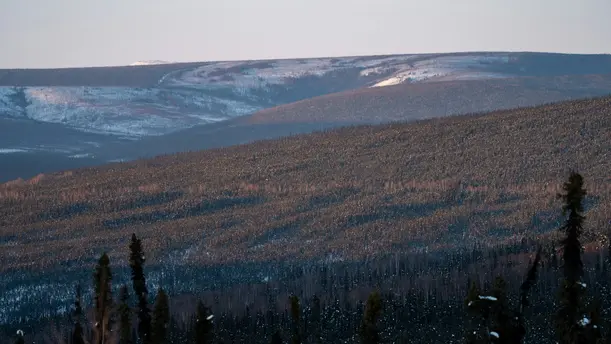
[
  {"x1": 466, "y1": 277, "x2": 519, "y2": 344},
  {"x1": 550, "y1": 245, "x2": 559, "y2": 270},
  {"x1": 310, "y1": 295, "x2": 322, "y2": 344},
  {"x1": 289, "y1": 295, "x2": 301, "y2": 344},
  {"x1": 168, "y1": 316, "x2": 189, "y2": 344},
  {"x1": 14, "y1": 330, "x2": 24, "y2": 344},
  {"x1": 465, "y1": 281, "x2": 487, "y2": 343},
  {"x1": 117, "y1": 285, "x2": 132, "y2": 344},
  {"x1": 607, "y1": 230, "x2": 611, "y2": 268},
  {"x1": 465, "y1": 246, "x2": 542, "y2": 344},
  {"x1": 516, "y1": 246, "x2": 543, "y2": 343},
  {"x1": 359, "y1": 290, "x2": 382, "y2": 344},
  {"x1": 93, "y1": 252, "x2": 113, "y2": 344},
  {"x1": 585, "y1": 298, "x2": 604, "y2": 343},
  {"x1": 130, "y1": 233, "x2": 152, "y2": 344},
  {"x1": 151, "y1": 288, "x2": 170, "y2": 344},
  {"x1": 271, "y1": 330, "x2": 283, "y2": 344},
  {"x1": 555, "y1": 172, "x2": 599, "y2": 344},
  {"x1": 489, "y1": 277, "x2": 523, "y2": 344},
  {"x1": 72, "y1": 321, "x2": 85, "y2": 344},
  {"x1": 72, "y1": 284, "x2": 85, "y2": 344},
  {"x1": 195, "y1": 300, "x2": 214, "y2": 344}
]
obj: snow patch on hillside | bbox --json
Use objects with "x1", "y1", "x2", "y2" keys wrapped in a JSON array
[
  {"x1": 166, "y1": 57, "x2": 366, "y2": 89},
  {"x1": 0, "y1": 52, "x2": 549, "y2": 138},
  {"x1": 0, "y1": 148, "x2": 30, "y2": 154},
  {"x1": 0, "y1": 86, "x2": 261, "y2": 137},
  {"x1": 69, "y1": 153, "x2": 92, "y2": 159},
  {"x1": 129, "y1": 60, "x2": 172, "y2": 66},
  {"x1": 370, "y1": 54, "x2": 511, "y2": 87}
]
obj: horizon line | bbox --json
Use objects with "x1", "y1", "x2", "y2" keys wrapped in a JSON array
[{"x1": 2, "y1": 49, "x2": 611, "y2": 70}]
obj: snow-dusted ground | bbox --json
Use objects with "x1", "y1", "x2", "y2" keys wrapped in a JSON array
[
  {"x1": 368, "y1": 55, "x2": 511, "y2": 87},
  {"x1": 0, "y1": 53, "x2": 523, "y2": 138},
  {"x1": 2, "y1": 52, "x2": 611, "y2": 326},
  {"x1": 0, "y1": 148, "x2": 29, "y2": 154},
  {"x1": 129, "y1": 60, "x2": 173, "y2": 66},
  {"x1": 0, "y1": 86, "x2": 259, "y2": 137},
  {"x1": 0, "y1": 51, "x2": 610, "y2": 169}
]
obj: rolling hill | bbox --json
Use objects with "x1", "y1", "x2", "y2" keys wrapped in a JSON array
[
  {"x1": 3, "y1": 95, "x2": 611, "y2": 271},
  {"x1": 2, "y1": 52, "x2": 611, "y2": 182},
  {"x1": 246, "y1": 73, "x2": 611, "y2": 124},
  {"x1": 1, "y1": 96, "x2": 610, "y2": 323}
]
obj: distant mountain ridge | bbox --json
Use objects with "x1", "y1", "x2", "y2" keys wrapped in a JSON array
[
  {"x1": 1, "y1": 52, "x2": 611, "y2": 182},
  {"x1": 129, "y1": 60, "x2": 173, "y2": 66}
]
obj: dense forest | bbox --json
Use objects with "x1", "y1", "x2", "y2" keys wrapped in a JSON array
[{"x1": 1, "y1": 172, "x2": 610, "y2": 344}]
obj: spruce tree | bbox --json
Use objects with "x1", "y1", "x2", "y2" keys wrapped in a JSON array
[
  {"x1": 465, "y1": 281, "x2": 486, "y2": 343},
  {"x1": 550, "y1": 245, "x2": 559, "y2": 270},
  {"x1": 130, "y1": 233, "x2": 152, "y2": 344},
  {"x1": 555, "y1": 172, "x2": 596, "y2": 344},
  {"x1": 289, "y1": 295, "x2": 301, "y2": 344},
  {"x1": 195, "y1": 300, "x2": 214, "y2": 344},
  {"x1": 490, "y1": 277, "x2": 512, "y2": 341},
  {"x1": 465, "y1": 278, "x2": 511, "y2": 344},
  {"x1": 464, "y1": 247, "x2": 542, "y2": 344},
  {"x1": 93, "y1": 252, "x2": 114, "y2": 344},
  {"x1": 117, "y1": 285, "x2": 132, "y2": 344},
  {"x1": 270, "y1": 330, "x2": 283, "y2": 344},
  {"x1": 14, "y1": 330, "x2": 24, "y2": 344},
  {"x1": 516, "y1": 246, "x2": 542, "y2": 343},
  {"x1": 151, "y1": 288, "x2": 170, "y2": 344},
  {"x1": 310, "y1": 295, "x2": 322, "y2": 344},
  {"x1": 586, "y1": 299, "x2": 604, "y2": 343},
  {"x1": 491, "y1": 276, "x2": 530, "y2": 344},
  {"x1": 359, "y1": 290, "x2": 382, "y2": 344},
  {"x1": 607, "y1": 231, "x2": 611, "y2": 268},
  {"x1": 72, "y1": 284, "x2": 85, "y2": 344}
]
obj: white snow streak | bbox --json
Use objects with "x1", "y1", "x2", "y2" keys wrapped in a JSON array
[
  {"x1": 0, "y1": 148, "x2": 29, "y2": 154},
  {"x1": 129, "y1": 60, "x2": 172, "y2": 66},
  {"x1": 0, "y1": 53, "x2": 515, "y2": 137},
  {"x1": 579, "y1": 317, "x2": 591, "y2": 326}
]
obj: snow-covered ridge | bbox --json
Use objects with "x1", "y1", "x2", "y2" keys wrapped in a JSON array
[
  {"x1": 369, "y1": 55, "x2": 511, "y2": 87},
  {"x1": 1, "y1": 52, "x2": 610, "y2": 139},
  {"x1": 129, "y1": 60, "x2": 173, "y2": 66},
  {"x1": 0, "y1": 148, "x2": 29, "y2": 154},
  {"x1": 0, "y1": 86, "x2": 260, "y2": 137},
  {"x1": 0, "y1": 53, "x2": 519, "y2": 137}
]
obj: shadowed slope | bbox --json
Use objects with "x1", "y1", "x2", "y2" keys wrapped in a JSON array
[
  {"x1": 1, "y1": 96, "x2": 610, "y2": 274},
  {"x1": 78, "y1": 74, "x2": 611, "y2": 163},
  {"x1": 247, "y1": 74, "x2": 611, "y2": 124},
  {"x1": 0, "y1": 62, "x2": 206, "y2": 87},
  {"x1": 2, "y1": 52, "x2": 611, "y2": 183}
]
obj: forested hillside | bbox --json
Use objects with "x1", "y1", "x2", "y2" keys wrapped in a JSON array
[
  {"x1": 1, "y1": 96, "x2": 610, "y2": 343},
  {"x1": 1, "y1": 172, "x2": 609, "y2": 343}
]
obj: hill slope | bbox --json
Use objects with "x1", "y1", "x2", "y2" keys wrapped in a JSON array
[
  {"x1": 2, "y1": 52, "x2": 611, "y2": 181},
  {"x1": 1, "y1": 95, "x2": 611, "y2": 324},
  {"x1": 1, "y1": 96, "x2": 610, "y2": 273},
  {"x1": 85, "y1": 73, "x2": 611, "y2": 162},
  {"x1": 246, "y1": 73, "x2": 611, "y2": 124}
]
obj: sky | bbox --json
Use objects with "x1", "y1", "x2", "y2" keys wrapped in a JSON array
[{"x1": 0, "y1": 0, "x2": 610, "y2": 68}]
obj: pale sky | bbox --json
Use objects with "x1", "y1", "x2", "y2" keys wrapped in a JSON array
[{"x1": 1, "y1": 0, "x2": 610, "y2": 68}]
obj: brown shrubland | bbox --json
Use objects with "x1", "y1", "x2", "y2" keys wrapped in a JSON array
[{"x1": 1, "y1": 96, "x2": 610, "y2": 272}]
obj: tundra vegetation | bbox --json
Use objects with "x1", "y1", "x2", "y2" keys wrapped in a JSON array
[{"x1": 1, "y1": 96, "x2": 611, "y2": 343}]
